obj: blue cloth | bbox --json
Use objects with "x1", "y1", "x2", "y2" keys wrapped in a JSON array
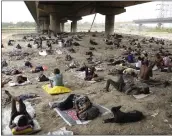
[
  {"x1": 49, "y1": 74, "x2": 64, "y2": 87},
  {"x1": 127, "y1": 54, "x2": 134, "y2": 63}
]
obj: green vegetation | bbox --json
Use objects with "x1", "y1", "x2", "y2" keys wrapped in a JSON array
[
  {"x1": 147, "y1": 27, "x2": 172, "y2": 33},
  {"x1": 2, "y1": 22, "x2": 36, "y2": 29}
]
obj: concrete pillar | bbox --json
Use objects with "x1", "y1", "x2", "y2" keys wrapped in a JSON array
[
  {"x1": 50, "y1": 13, "x2": 61, "y2": 33},
  {"x1": 36, "y1": 25, "x2": 41, "y2": 33},
  {"x1": 60, "y1": 22, "x2": 65, "y2": 32},
  {"x1": 43, "y1": 19, "x2": 49, "y2": 31},
  {"x1": 71, "y1": 20, "x2": 77, "y2": 32},
  {"x1": 139, "y1": 24, "x2": 142, "y2": 31},
  {"x1": 105, "y1": 15, "x2": 114, "y2": 35},
  {"x1": 40, "y1": 24, "x2": 44, "y2": 31},
  {"x1": 157, "y1": 23, "x2": 162, "y2": 28},
  {"x1": 70, "y1": 22, "x2": 73, "y2": 32}
]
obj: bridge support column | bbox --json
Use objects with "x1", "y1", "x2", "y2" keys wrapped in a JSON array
[
  {"x1": 105, "y1": 15, "x2": 114, "y2": 35},
  {"x1": 139, "y1": 24, "x2": 142, "y2": 31},
  {"x1": 43, "y1": 19, "x2": 49, "y2": 32},
  {"x1": 71, "y1": 20, "x2": 77, "y2": 33},
  {"x1": 69, "y1": 17, "x2": 82, "y2": 33},
  {"x1": 157, "y1": 23, "x2": 162, "y2": 28},
  {"x1": 61, "y1": 23, "x2": 64, "y2": 32},
  {"x1": 50, "y1": 13, "x2": 61, "y2": 33},
  {"x1": 60, "y1": 20, "x2": 67, "y2": 32}
]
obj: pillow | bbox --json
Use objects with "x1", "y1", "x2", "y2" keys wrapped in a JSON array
[{"x1": 12, "y1": 125, "x2": 33, "y2": 135}]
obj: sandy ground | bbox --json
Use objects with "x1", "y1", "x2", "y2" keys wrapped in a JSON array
[{"x1": 1, "y1": 31, "x2": 172, "y2": 135}]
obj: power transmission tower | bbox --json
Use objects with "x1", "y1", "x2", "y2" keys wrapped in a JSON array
[{"x1": 156, "y1": 1, "x2": 172, "y2": 18}]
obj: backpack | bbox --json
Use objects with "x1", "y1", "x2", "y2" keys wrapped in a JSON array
[{"x1": 75, "y1": 96, "x2": 100, "y2": 120}]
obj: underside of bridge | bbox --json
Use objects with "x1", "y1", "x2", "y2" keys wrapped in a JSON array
[{"x1": 25, "y1": 1, "x2": 148, "y2": 35}]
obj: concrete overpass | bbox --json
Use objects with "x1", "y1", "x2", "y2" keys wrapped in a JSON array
[
  {"x1": 25, "y1": 1, "x2": 149, "y2": 35},
  {"x1": 133, "y1": 17, "x2": 172, "y2": 27}
]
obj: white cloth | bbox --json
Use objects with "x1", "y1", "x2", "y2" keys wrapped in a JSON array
[
  {"x1": 163, "y1": 57, "x2": 171, "y2": 66},
  {"x1": 135, "y1": 61, "x2": 142, "y2": 68},
  {"x1": 13, "y1": 115, "x2": 24, "y2": 125}
]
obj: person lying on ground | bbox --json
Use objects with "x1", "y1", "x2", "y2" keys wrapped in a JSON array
[
  {"x1": 48, "y1": 68, "x2": 64, "y2": 88},
  {"x1": 4, "y1": 69, "x2": 22, "y2": 75},
  {"x1": 24, "y1": 61, "x2": 46, "y2": 73},
  {"x1": 107, "y1": 59, "x2": 125, "y2": 66},
  {"x1": 31, "y1": 66, "x2": 44, "y2": 73},
  {"x1": 51, "y1": 94, "x2": 100, "y2": 121},
  {"x1": 102, "y1": 71, "x2": 150, "y2": 95},
  {"x1": 5, "y1": 91, "x2": 34, "y2": 129}
]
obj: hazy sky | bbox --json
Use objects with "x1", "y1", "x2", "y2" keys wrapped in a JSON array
[{"x1": 2, "y1": 1, "x2": 172, "y2": 24}]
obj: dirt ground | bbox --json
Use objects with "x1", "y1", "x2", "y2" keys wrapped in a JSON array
[{"x1": 1, "y1": 32, "x2": 172, "y2": 135}]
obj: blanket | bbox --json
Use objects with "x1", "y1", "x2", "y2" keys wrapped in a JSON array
[
  {"x1": 9, "y1": 80, "x2": 31, "y2": 87},
  {"x1": 49, "y1": 101, "x2": 110, "y2": 126},
  {"x1": 2, "y1": 101, "x2": 41, "y2": 135}
]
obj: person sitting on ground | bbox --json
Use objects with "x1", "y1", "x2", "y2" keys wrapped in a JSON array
[
  {"x1": 160, "y1": 54, "x2": 172, "y2": 72},
  {"x1": 5, "y1": 91, "x2": 34, "y2": 129},
  {"x1": 135, "y1": 56, "x2": 143, "y2": 70},
  {"x1": 84, "y1": 66, "x2": 98, "y2": 81},
  {"x1": 25, "y1": 61, "x2": 32, "y2": 68},
  {"x1": 154, "y1": 53, "x2": 163, "y2": 69},
  {"x1": 16, "y1": 44, "x2": 22, "y2": 49},
  {"x1": 163, "y1": 54, "x2": 172, "y2": 67},
  {"x1": 102, "y1": 71, "x2": 150, "y2": 95},
  {"x1": 48, "y1": 68, "x2": 64, "y2": 88},
  {"x1": 127, "y1": 52, "x2": 134, "y2": 63},
  {"x1": 141, "y1": 51, "x2": 148, "y2": 61},
  {"x1": 27, "y1": 43, "x2": 32, "y2": 48},
  {"x1": 139, "y1": 60, "x2": 153, "y2": 81},
  {"x1": 47, "y1": 41, "x2": 52, "y2": 50}
]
